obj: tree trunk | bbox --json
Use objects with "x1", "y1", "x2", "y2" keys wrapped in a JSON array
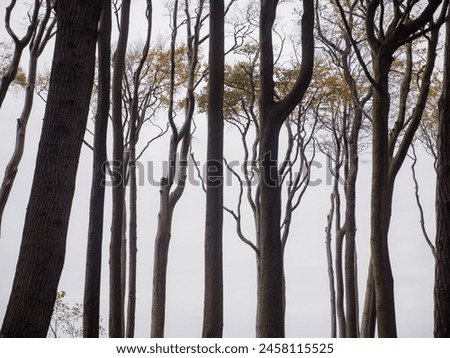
[
  {"x1": 336, "y1": 227, "x2": 346, "y2": 337},
  {"x1": 256, "y1": 0, "x2": 314, "y2": 338},
  {"x1": 361, "y1": 263, "x2": 376, "y2": 338},
  {"x1": 109, "y1": 0, "x2": 131, "y2": 338},
  {"x1": 257, "y1": 119, "x2": 285, "y2": 337},
  {"x1": 370, "y1": 55, "x2": 397, "y2": 338},
  {"x1": 435, "y1": 10, "x2": 450, "y2": 338},
  {"x1": 126, "y1": 1, "x2": 152, "y2": 338},
  {"x1": 343, "y1": 108, "x2": 362, "y2": 338},
  {"x1": 0, "y1": 0, "x2": 103, "y2": 337},
  {"x1": 120, "y1": 194, "x2": 128, "y2": 336},
  {"x1": 83, "y1": 0, "x2": 111, "y2": 338},
  {"x1": 151, "y1": 185, "x2": 174, "y2": 338},
  {"x1": 202, "y1": 0, "x2": 224, "y2": 338},
  {"x1": 325, "y1": 193, "x2": 337, "y2": 338}
]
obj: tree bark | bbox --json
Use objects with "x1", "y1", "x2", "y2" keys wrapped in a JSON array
[
  {"x1": 151, "y1": 0, "x2": 199, "y2": 337},
  {"x1": 370, "y1": 53, "x2": 397, "y2": 337},
  {"x1": 360, "y1": 263, "x2": 376, "y2": 338},
  {"x1": 83, "y1": 0, "x2": 111, "y2": 338},
  {"x1": 343, "y1": 104, "x2": 362, "y2": 339},
  {"x1": 0, "y1": 0, "x2": 103, "y2": 337},
  {"x1": 435, "y1": 10, "x2": 450, "y2": 338},
  {"x1": 343, "y1": 0, "x2": 444, "y2": 338},
  {"x1": 258, "y1": 119, "x2": 284, "y2": 337},
  {"x1": 109, "y1": 0, "x2": 131, "y2": 338},
  {"x1": 257, "y1": 0, "x2": 314, "y2": 338},
  {"x1": 325, "y1": 188, "x2": 337, "y2": 338},
  {"x1": 126, "y1": 0, "x2": 153, "y2": 338},
  {"x1": 202, "y1": 0, "x2": 225, "y2": 338},
  {"x1": 151, "y1": 185, "x2": 175, "y2": 338}
]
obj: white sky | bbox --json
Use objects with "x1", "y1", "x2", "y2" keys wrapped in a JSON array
[{"x1": 0, "y1": 0, "x2": 438, "y2": 338}]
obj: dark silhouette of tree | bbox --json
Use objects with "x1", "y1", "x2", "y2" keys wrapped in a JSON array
[
  {"x1": 435, "y1": 7, "x2": 450, "y2": 338},
  {"x1": 257, "y1": 0, "x2": 314, "y2": 337},
  {"x1": 195, "y1": 41, "x2": 318, "y2": 335},
  {"x1": 202, "y1": 0, "x2": 225, "y2": 338},
  {"x1": 151, "y1": 0, "x2": 206, "y2": 338},
  {"x1": 125, "y1": 0, "x2": 153, "y2": 338},
  {"x1": 83, "y1": 0, "x2": 111, "y2": 338},
  {"x1": 109, "y1": 0, "x2": 131, "y2": 338},
  {"x1": 316, "y1": 3, "x2": 372, "y2": 336},
  {"x1": 0, "y1": 0, "x2": 103, "y2": 337},
  {"x1": 335, "y1": 0, "x2": 446, "y2": 337}
]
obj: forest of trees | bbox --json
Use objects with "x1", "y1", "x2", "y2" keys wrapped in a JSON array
[{"x1": 0, "y1": 0, "x2": 449, "y2": 338}]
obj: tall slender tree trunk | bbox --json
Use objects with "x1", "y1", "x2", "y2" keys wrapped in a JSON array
[
  {"x1": 343, "y1": 108, "x2": 362, "y2": 338},
  {"x1": 151, "y1": 132, "x2": 192, "y2": 338},
  {"x1": 151, "y1": 186, "x2": 175, "y2": 338},
  {"x1": 0, "y1": 0, "x2": 103, "y2": 337},
  {"x1": 257, "y1": 0, "x2": 314, "y2": 338},
  {"x1": 83, "y1": 0, "x2": 111, "y2": 338},
  {"x1": 335, "y1": 227, "x2": 346, "y2": 337},
  {"x1": 257, "y1": 0, "x2": 285, "y2": 338},
  {"x1": 110, "y1": 0, "x2": 131, "y2": 338},
  {"x1": 126, "y1": 145, "x2": 137, "y2": 338},
  {"x1": 435, "y1": 10, "x2": 450, "y2": 338},
  {"x1": 126, "y1": 1, "x2": 153, "y2": 338},
  {"x1": 370, "y1": 56, "x2": 397, "y2": 337},
  {"x1": 361, "y1": 263, "x2": 376, "y2": 338},
  {"x1": 120, "y1": 194, "x2": 128, "y2": 335},
  {"x1": 356, "y1": 0, "x2": 443, "y2": 338},
  {"x1": 344, "y1": 174, "x2": 358, "y2": 338},
  {"x1": 151, "y1": 0, "x2": 199, "y2": 337},
  {"x1": 202, "y1": 0, "x2": 225, "y2": 338},
  {"x1": 325, "y1": 191, "x2": 337, "y2": 338}
]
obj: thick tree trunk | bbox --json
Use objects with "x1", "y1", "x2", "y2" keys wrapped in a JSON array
[
  {"x1": 0, "y1": 0, "x2": 102, "y2": 337},
  {"x1": 257, "y1": 0, "x2": 285, "y2": 338},
  {"x1": 256, "y1": 0, "x2": 314, "y2": 338},
  {"x1": 370, "y1": 66, "x2": 397, "y2": 337},
  {"x1": 435, "y1": 11, "x2": 450, "y2": 338},
  {"x1": 83, "y1": 0, "x2": 111, "y2": 338},
  {"x1": 202, "y1": 0, "x2": 225, "y2": 338},
  {"x1": 257, "y1": 119, "x2": 285, "y2": 337}
]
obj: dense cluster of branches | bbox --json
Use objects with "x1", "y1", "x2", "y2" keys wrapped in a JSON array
[{"x1": 0, "y1": 0, "x2": 450, "y2": 338}]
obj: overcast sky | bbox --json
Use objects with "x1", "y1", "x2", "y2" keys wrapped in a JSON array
[{"x1": 0, "y1": 0, "x2": 439, "y2": 338}]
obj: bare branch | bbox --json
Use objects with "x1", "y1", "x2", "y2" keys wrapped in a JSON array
[{"x1": 408, "y1": 144, "x2": 436, "y2": 258}]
